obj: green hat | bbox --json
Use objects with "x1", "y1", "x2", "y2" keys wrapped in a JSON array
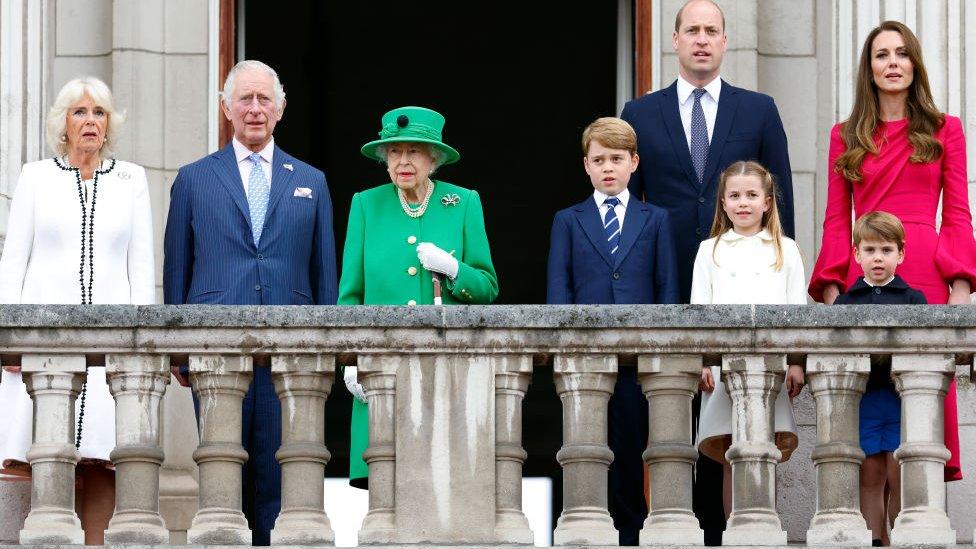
[{"x1": 361, "y1": 106, "x2": 460, "y2": 166}]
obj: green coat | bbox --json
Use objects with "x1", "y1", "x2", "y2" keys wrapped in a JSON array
[{"x1": 339, "y1": 180, "x2": 498, "y2": 484}]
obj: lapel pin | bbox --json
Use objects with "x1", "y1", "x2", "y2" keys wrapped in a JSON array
[{"x1": 283, "y1": 163, "x2": 294, "y2": 171}]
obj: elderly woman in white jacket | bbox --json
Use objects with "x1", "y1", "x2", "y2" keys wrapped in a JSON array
[{"x1": 0, "y1": 76, "x2": 154, "y2": 545}]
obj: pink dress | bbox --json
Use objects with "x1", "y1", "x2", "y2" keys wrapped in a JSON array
[{"x1": 810, "y1": 116, "x2": 976, "y2": 481}]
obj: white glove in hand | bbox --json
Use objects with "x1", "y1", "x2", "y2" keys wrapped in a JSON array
[
  {"x1": 343, "y1": 366, "x2": 367, "y2": 404},
  {"x1": 417, "y1": 242, "x2": 459, "y2": 279}
]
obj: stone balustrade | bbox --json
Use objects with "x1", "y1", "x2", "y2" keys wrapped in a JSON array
[{"x1": 0, "y1": 304, "x2": 972, "y2": 546}]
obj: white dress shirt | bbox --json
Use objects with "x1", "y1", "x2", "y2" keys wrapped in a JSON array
[
  {"x1": 232, "y1": 137, "x2": 274, "y2": 197},
  {"x1": 690, "y1": 229, "x2": 807, "y2": 305},
  {"x1": 676, "y1": 75, "x2": 722, "y2": 150},
  {"x1": 592, "y1": 188, "x2": 630, "y2": 231}
]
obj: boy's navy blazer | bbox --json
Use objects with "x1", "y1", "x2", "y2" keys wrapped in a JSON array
[
  {"x1": 621, "y1": 79, "x2": 794, "y2": 302},
  {"x1": 163, "y1": 142, "x2": 338, "y2": 306},
  {"x1": 547, "y1": 195, "x2": 679, "y2": 304}
]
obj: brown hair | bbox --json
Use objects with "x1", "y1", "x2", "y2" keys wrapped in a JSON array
[
  {"x1": 853, "y1": 211, "x2": 906, "y2": 250},
  {"x1": 582, "y1": 117, "x2": 637, "y2": 156},
  {"x1": 674, "y1": 0, "x2": 726, "y2": 33},
  {"x1": 834, "y1": 21, "x2": 944, "y2": 182},
  {"x1": 710, "y1": 161, "x2": 786, "y2": 270}
]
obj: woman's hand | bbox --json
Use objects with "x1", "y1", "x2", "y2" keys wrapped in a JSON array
[
  {"x1": 417, "y1": 242, "x2": 459, "y2": 279},
  {"x1": 786, "y1": 365, "x2": 805, "y2": 398},
  {"x1": 344, "y1": 366, "x2": 367, "y2": 404},
  {"x1": 822, "y1": 284, "x2": 840, "y2": 305},
  {"x1": 699, "y1": 367, "x2": 715, "y2": 392},
  {"x1": 170, "y1": 366, "x2": 191, "y2": 387},
  {"x1": 948, "y1": 279, "x2": 973, "y2": 305},
  {"x1": 2, "y1": 365, "x2": 20, "y2": 373}
]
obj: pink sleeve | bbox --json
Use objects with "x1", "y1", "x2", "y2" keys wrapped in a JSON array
[
  {"x1": 934, "y1": 115, "x2": 976, "y2": 288},
  {"x1": 809, "y1": 124, "x2": 854, "y2": 302}
]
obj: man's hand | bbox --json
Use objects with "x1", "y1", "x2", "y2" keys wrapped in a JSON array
[{"x1": 699, "y1": 367, "x2": 715, "y2": 392}]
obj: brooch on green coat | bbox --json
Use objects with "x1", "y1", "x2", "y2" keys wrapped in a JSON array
[{"x1": 441, "y1": 193, "x2": 461, "y2": 206}]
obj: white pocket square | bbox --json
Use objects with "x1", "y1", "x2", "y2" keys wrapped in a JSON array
[{"x1": 294, "y1": 187, "x2": 312, "y2": 198}]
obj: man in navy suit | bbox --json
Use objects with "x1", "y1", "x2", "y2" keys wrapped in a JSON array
[
  {"x1": 547, "y1": 117, "x2": 679, "y2": 545},
  {"x1": 621, "y1": 1, "x2": 794, "y2": 544},
  {"x1": 163, "y1": 60, "x2": 337, "y2": 546}
]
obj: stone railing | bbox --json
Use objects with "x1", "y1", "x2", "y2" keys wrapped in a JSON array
[{"x1": 0, "y1": 304, "x2": 973, "y2": 546}]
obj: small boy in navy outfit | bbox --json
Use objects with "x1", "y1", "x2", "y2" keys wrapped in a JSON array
[{"x1": 833, "y1": 211, "x2": 925, "y2": 546}]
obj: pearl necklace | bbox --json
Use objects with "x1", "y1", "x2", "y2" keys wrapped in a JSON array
[{"x1": 398, "y1": 179, "x2": 435, "y2": 218}]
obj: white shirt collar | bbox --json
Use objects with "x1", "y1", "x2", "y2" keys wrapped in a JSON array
[
  {"x1": 233, "y1": 137, "x2": 275, "y2": 165},
  {"x1": 593, "y1": 187, "x2": 630, "y2": 208},
  {"x1": 719, "y1": 228, "x2": 773, "y2": 243},
  {"x1": 864, "y1": 275, "x2": 895, "y2": 287},
  {"x1": 677, "y1": 74, "x2": 722, "y2": 105}
]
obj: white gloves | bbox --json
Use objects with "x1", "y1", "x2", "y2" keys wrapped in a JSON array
[
  {"x1": 417, "y1": 242, "x2": 459, "y2": 279},
  {"x1": 343, "y1": 366, "x2": 367, "y2": 404}
]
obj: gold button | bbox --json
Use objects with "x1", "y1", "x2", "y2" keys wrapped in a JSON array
[
  {"x1": 407, "y1": 299, "x2": 417, "y2": 306},
  {"x1": 407, "y1": 266, "x2": 417, "y2": 276},
  {"x1": 407, "y1": 236, "x2": 417, "y2": 244}
]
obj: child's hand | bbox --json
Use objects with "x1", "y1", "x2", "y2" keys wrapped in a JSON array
[
  {"x1": 699, "y1": 367, "x2": 715, "y2": 392},
  {"x1": 786, "y1": 365, "x2": 805, "y2": 398}
]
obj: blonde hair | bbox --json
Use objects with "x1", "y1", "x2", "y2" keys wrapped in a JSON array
[
  {"x1": 710, "y1": 161, "x2": 786, "y2": 270},
  {"x1": 582, "y1": 117, "x2": 637, "y2": 155},
  {"x1": 853, "y1": 211, "x2": 906, "y2": 250},
  {"x1": 46, "y1": 77, "x2": 124, "y2": 159}
]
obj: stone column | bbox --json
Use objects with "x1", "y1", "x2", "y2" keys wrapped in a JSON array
[
  {"x1": 493, "y1": 354, "x2": 534, "y2": 544},
  {"x1": 18, "y1": 354, "x2": 86, "y2": 545},
  {"x1": 103, "y1": 354, "x2": 171, "y2": 545},
  {"x1": 889, "y1": 354, "x2": 956, "y2": 546},
  {"x1": 269, "y1": 354, "x2": 335, "y2": 545},
  {"x1": 637, "y1": 354, "x2": 703, "y2": 546},
  {"x1": 722, "y1": 354, "x2": 788, "y2": 546},
  {"x1": 186, "y1": 355, "x2": 252, "y2": 545},
  {"x1": 804, "y1": 354, "x2": 872, "y2": 546},
  {"x1": 357, "y1": 354, "x2": 398, "y2": 545},
  {"x1": 552, "y1": 354, "x2": 618, "y2": 546}
]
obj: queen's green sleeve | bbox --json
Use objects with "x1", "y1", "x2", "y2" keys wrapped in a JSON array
[
  {"x1": 337, "y1": 192, "x2": 366, "y2": 305},
  {"x1": 445, "y1": 189, "x2": 499, "y2": 303}
]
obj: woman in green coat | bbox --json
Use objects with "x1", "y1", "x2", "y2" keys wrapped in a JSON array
[{"x1": 339, "y1": 106, "x2": 499, "y2": 487}]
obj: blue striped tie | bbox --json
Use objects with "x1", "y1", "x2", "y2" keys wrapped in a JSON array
[
  {"x1": 603, "y1": 196, "x2": 621, "y2": 255},
  {"x1": 247, "y1": 153, "x2": 270, "y2": 246},
  {"x1": 690, "y1": 87, "x2": 709, "y2": 184}
]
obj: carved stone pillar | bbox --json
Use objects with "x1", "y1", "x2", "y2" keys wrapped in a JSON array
[
  {"x1": 552, "y1": 354, "x2": 618, "y2": 546},
  {"x1": 269, "y1": 354, "x2": 335, "y2": 545},
  {"x1": 889, "y1": 354, "x2": 956, "y2": 546},
  {"x1": 722, "y1": 354, "x2": 788, "y2": 545},
  {"x1": 356, "y1": 354, "x2": 398, "y2": 545},
  {"x1": 493, "y1": 354, "x2": 533, "y2": 544},
  {"x1": 804, "y1": 354, "x2": 872, "y2": 546},
  {"x1": 18, "y1": 354, "x2": 86, "y2": 545},
  {"x1": 637, "y1": 354, "x2": 703, "y2": 545},
  {"x1": 103, "y1": 354, "x2": 171, "y2": 545},
  {"x1": 186, "y1": 355, "x2": 252, "y2": 545}
]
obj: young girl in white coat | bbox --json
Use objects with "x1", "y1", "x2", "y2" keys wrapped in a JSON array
[{"x1": 691, "y1": 160, "x2": 806, "y2": 520}]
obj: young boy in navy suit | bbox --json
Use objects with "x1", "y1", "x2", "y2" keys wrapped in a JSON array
[
  {"x1": 546, "y1": 117, "x2": 679, "y2": 545},
  {"x1": 832, "y1": 211, "x2": 924, "y2": 546}
]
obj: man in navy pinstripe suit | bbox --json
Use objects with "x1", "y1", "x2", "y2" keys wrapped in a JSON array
[{"x1": 163, "y1": 60, "x2": 338, "y2": 545}]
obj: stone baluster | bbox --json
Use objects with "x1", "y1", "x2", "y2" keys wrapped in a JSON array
[
  {"x1": 552, "y1": 354, "x2": 618, "y2": 546},
  {"x1": 269, "y1": 354, "x2": 335, "y2": 545},
  {"x1": 889, "y1": 354, "x2": 956, "y2": 545},
  {"x1": 637, "y1": 354, "x2": 704, "y2": 545},
  {"x1": 186, "y1": 355, "x2": 253, "y2": 545},
  {"x1": 722, "y1": 354, "x2": 788, "y2": 545},
  {"x1": 103, "y1": 354, "x2": 171, "y2": 545},
  {"x1": 18, "y1": 354, "x2": 86, "y2": 545},
  {"x1": 493, "y1": 354, "x2": 534, "y2": 544},
  {"x1": 357, "y1": 355, "x2": 399, "y2": 544},
  {"x1": 804, "y1": 354, "x2": 872, "y2": 546}
]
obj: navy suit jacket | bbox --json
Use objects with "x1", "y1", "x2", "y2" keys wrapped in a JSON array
[
  {"x1": 163, "y1": 142, "x2": 338, "y2": 306},
  {"x1": 621, "y1": 80, "x2": 794, "y2": 302},
  {"x1": 546, "y1": 196, "x2": 679, "y2": 304}
]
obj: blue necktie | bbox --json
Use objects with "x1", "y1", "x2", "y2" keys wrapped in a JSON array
[
  {"x1": 690, "y1": 87, "x2": 709, "y2": 184},
  {"x1": 603, "y1": 196, "x2": 621, "y2": 255},
  {"x1": 247, "y1": 153, "x2": 270, "y2": 246}
]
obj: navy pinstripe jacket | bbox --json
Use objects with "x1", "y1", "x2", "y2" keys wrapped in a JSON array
[{"x1": 163, "y1": 143, "x2": 338, "y2": 305}]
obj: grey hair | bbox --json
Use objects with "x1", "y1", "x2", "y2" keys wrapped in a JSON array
[
  {"x1": 46, "y1": 77, "x2": 125, "y2": 159},
  {"x1": 376, "y1": 142, "x2": 445, "y2": 172},
  {"x1": 220, "y1": 60, "x2": 286, "y2": 108}
]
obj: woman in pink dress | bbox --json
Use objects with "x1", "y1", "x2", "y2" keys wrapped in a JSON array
[{"x1": 810, "y1": 19, "x2": 975, "y2": 542}]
